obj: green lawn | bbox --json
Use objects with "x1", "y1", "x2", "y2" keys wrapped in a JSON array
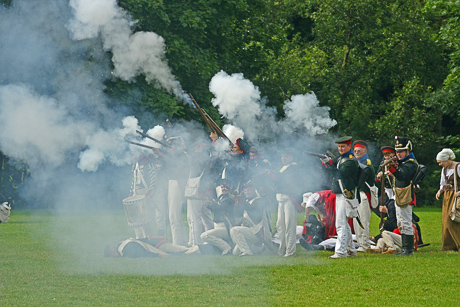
[{"x1": 1, "y1": 207, "x2": 458, "y2": 306}]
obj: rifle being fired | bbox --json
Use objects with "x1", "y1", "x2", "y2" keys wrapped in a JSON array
[
  {"x1": 187, "y1": 93, "x2": 233, "y2": 146},
  {"x1": 305, "y1": 151, "x2": 331, "y2": 160},
  {"x1": 136, "y1": 130, "x2": 172, "y2": 148},
  {"x1": 379, "y1": 156, "x2": 397, "y2": 167},
  {"x1": 127, "y1": 141, "x2": 157, "y2": 151}
]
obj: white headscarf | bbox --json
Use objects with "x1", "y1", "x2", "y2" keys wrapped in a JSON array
[{"x1": 436, "y1": 148, "x2": 456, "y2": 161}]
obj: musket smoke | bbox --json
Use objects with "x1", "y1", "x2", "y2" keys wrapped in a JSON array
[
  {"x1": 209, "y1": 71, "x2": 337, "y2": 142},
  {"x1": 67, "y1": 0, "x2": 183, "y2": 97}
]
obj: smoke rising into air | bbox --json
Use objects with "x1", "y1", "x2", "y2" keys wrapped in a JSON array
[
  {"x1": 0, "y1": 0, "x2": 340, "y2": 275},
  {"x1": 67, "y1": 0, "x2": 183, "y2": 97},
  {"x1": 209, "y1": 70, "x2": 337, "y2": 142}
]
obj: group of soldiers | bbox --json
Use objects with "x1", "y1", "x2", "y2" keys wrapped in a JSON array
[
  {"x1": 106, "y1": 130, "x2": 424, "y2": 259},
  {"x1": 314, "y1": 135, "x2": 423, "y2": 258}
]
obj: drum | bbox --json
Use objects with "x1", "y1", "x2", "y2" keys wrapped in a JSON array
[{"x1": 122, "y1": 194, "x2": 152, "y2": 228}]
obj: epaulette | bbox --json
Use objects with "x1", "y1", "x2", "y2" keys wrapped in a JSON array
[
  {"x1": 349, "y1": 154, "x2": 353, "y2": 159},
  {"x1": 365, "y1": 159, "x2": 372, "y2": 166}
]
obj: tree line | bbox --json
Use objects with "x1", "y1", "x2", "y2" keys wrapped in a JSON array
[
  {"x1": 3, "y1": 0, "x2": 459, "y2": 206},
  {"x1": 107, "y1": 0, "x2": 459, "y2": 206}
]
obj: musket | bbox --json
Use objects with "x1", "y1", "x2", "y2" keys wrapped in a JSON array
[
  {"x1": 136, "y1": 130, "x2": 172, "y2": 148},
  {"x1": 127, "y1": 140, "x2": 157, "y2": 151},
  {"x1": 326, "y1": 151, "x2": 336, "y2": 159},
  {"x1": 204, "y1": 113, "x2": 233, "y2": 146},
  {"x1": 379, "y1": 156, "x2": 397, "y2": 167},
  {"x1": 305, "y1": 151, "x2": 329, "y2": 159},
  {"x1": 188, "y1": 93, "x2": 233, "y2": 146},
  {"x1": 187, "y1": 93, "x2": 216, "y2": 133}
]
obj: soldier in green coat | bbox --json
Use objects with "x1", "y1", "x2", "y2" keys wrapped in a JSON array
[
  {"x1": 386, "y1": 136, "x2": 418, "y2": 256},
  {"x1": 321, "y1": 136, "x2": 359, "y2": 258}
]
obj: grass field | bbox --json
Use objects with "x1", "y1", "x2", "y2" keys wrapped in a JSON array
[{"x1": 1, "y1": 207, "x2": 458, "y2": 306}]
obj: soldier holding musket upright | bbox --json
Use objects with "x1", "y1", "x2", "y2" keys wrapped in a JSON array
[
  {"x1": 320, "y1": 136, "x2": 360, "y2": 258},
  {"x1": 375, "y1": 146, "x2": 398, "y2": 234},
  {"x1": 385, "y1": 136, "x2": 418, "y2": 256}
]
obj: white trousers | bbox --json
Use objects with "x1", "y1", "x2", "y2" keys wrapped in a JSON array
[
  {"x1": 201, "y1": 206, "x2": 214, "y2": 232},
  {"x1": 353, "y1": 192, "x2": 371, "y2": 250},
  {"x1": 377, "y1": 230, "x2": 402, "y2": 252},
  {"x1": 200, "y1": 222, "x2": 232, "y2": 252},
  {"x1": 168, "y1": 180, "x2": 187, "y2": 246},
  {"x1": 395, "y1": 203, "x2": 413, "y2": 235},
  {"x1": 276, "y1": 194, "x2": 298, "y2": 256},
  {"x1": 187, "y1": 199, "x2": 204, "y2": 246},
  {"x1": 230, "y1": 226, "x2": 261, "y2": 256},
  {"x1": 335, "y1": 194, "x2": 355, "y2": 256},
  {"x1": 152, "y1": 181, "x2": 168, "y2": 236}
]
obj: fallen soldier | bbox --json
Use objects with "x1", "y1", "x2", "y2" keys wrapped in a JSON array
[{"x1": 104, "y1": 236, "x2": 199, "y2": 258}]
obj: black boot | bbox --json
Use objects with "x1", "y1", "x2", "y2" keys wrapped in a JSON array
[
  {"x1": 299, "y1": 238, "x2": 325, "y2": 251},
  {"x1": 398, "y1": 234, "x2": 414, "y2": 256}
]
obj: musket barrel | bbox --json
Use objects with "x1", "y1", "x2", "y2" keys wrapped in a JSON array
[
  {"x1": 379, "y1": 156, "x2": 397, "y2": 167},
  {"x1": 136, "y1": 130, "x2": 172, "y2": 148},
  {"x1": 305, "y1": 151, "x2": 327, "y2": 159},
  {"x1": 188, "y1": 93, "x2": 216, "y2": 133},
  {"x1": 127, "y1": 140, "x2": 156, "y2": 150},
  {"x1": 188, "y1": 93, "x2": 233, "y2": 146}
]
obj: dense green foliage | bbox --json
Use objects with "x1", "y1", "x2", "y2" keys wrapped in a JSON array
[
  {"x1": 104, "y1": 0, "x2": 460, "y2": 206},
  {"x1": 3, "y1": 0, "x2": 460, "y2": 206},
  {"x1": 1, "y1": 208, "x2": 456, "y2": 306}
]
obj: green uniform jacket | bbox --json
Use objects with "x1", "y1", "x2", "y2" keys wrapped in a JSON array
[
  {"x1": 388, "y1": 153, "x2": 418, "y2": 188},
  {"x1": 324, "y1": 151, "x2": 359, "y2": 195}
]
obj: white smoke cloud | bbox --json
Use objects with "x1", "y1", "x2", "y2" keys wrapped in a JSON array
[
  {"x1": 282, "y1": 93, "x2": 337, "y2": 136},
  {"x1": 223, "y1": 124, "x2": 244, "y2": 144},
  {"x1": 143, "y1": 125, "x2": 165, "y2": 149},
  {"x1": 0, "y1": 0, "x2": 336, "y2": 276},
  {"x1": 67, "y1": 0, "x2": 182, "y2": 97},
  {"x1": 0, "y1": 84, "x2": 94, "y2": 171},
  {"x1": 209, "y1": 71, "x2": 261, "y2": 121},
  {"x1": 77, "y1": 116, "x2": 141, "y2": 172},
  {"x1": 209, "y1": 71, "x2": 336, "y2": 142},
  {"x1": 209, "y1": 71, "x2": 277, "y2": 141}
]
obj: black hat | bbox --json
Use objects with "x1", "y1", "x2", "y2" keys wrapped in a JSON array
[
  {"x1": 335, "y1": 136, "x2": 352, "y2": 144},
  {"x1": 394, "y1": 136, "x2": 412, "y2": 152},
  {"x1": 235, "y1": 138, "x2": 250, "y2": 153},
  {"x1": 353, "y1": 140, "x2": 368, "y2": 150},
  {"x1": 381, "y1": 146, "x2": 395, "y2": 154}
]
